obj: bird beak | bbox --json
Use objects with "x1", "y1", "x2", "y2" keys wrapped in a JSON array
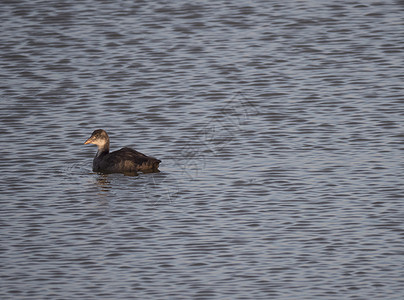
[{"x1": 84, "y1": 137, "x2": 92, "y2": 145}]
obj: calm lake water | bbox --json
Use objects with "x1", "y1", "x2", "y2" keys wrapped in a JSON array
[{"x1": 1, "y1": 0, "x2": 403, "y2": 299}]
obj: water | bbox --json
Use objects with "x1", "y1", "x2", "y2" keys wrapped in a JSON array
[{"x1": 1, "y1": 0, "x2": 403, "y2": 299}]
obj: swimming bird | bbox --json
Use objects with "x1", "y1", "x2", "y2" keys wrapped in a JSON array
[{"x1": 84, "y1": 129, "x2": 161, "y2": 174}]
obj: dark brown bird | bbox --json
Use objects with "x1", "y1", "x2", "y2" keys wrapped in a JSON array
[{"x1": 84, "y1": 129, "x2": 161, "y2": 174}]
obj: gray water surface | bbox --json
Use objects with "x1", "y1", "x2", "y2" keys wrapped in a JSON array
[{"x1": 1, "y1": 1, "x2": 403, "y2": 299}]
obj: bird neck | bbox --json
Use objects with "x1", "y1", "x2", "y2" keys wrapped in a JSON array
[{"x1": 96, "y1": 141, "x2": 110, "y2": 157}]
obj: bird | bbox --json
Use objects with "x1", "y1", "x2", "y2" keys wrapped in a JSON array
[{"x1": 84, "y1": 129, "x2": 161, "y2": 174}]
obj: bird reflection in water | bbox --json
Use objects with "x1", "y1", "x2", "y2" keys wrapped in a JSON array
[{"x1": 95, "y1": 174, "x2": 112, "y2": 194}]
